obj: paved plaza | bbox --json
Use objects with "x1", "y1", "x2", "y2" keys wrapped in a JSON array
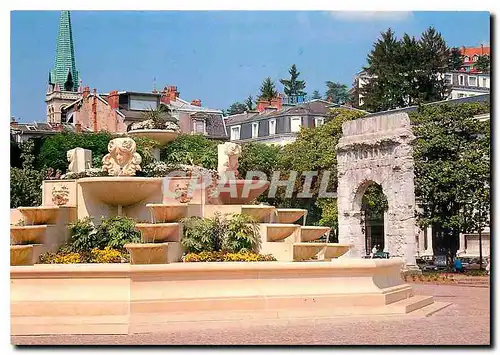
[{"x1": 12, "y1": 283, "x2": 490, "y2": 346}]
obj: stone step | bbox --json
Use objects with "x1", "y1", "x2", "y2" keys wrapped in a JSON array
[
  {"x1": 386, "y1": 295, "x2": 434, "y2": 314},
  {"x1": 407, "y1": 301, "x2": 453, "y2": 317}
]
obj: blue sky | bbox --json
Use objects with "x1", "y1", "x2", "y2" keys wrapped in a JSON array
[{"x1": 11, "y1": 11, "x2": 490, "y2": 122}]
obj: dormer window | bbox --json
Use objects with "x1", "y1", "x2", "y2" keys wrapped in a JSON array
[
  {"x1": 230, "y1": 126, "x2": 241, "y2": 140},
  {"x1": 269, "y1": 119, "x2": 276, "y2": 135},
  {"x1": 252, "y1": 122, "x2": 259, "y2": 138},
  {"x1": 194, "y1": 120, "x2": 206, "y2": 135},
  {"x1": 473, "y1": 55, "x2": 479, "y2": 62},
  {"x1": 315, "y1": 117, "x2": 325, "y2": 127},
  {"x1": 290, "y1": 116, "x2": 302, "y2": 133},
  {"x1": 464, "y1": 56, "x2": 470, "y2": 63}
]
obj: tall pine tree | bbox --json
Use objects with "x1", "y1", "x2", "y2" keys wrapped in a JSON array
[
  {"x1": 279, "y1": 64, "x2": 306, "y2": 97},
  {"x1": 311, "y1": 90, "x2": 322, "y2": 100},
  {"x1": 448, "y1": 47, "x2": 464, "y2": 71},
  {"x1": 245, "y1": 95, "x2": 255, "y2": 111},
  {"x1": 325, "y1": 82, "x2": 349, "y2": 104},
  {"x1": 361, "y1": 27, "x2": 451, "y2": 112},
  {"x1": 258, "y1": 77, "x2": 278, "y2": 101}
]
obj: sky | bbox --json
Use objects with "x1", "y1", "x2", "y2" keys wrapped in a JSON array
[{"x1": 10, "y1": 11, "x2": 490, "y2": 122}]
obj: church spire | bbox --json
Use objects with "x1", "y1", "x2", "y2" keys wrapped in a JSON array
[{"x1": 49, "y1": 11, "x2": 79, "y2": 92}]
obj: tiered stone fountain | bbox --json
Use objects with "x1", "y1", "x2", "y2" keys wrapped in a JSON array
[{"x1": 10, "y1": 206, "x2": 75, "y2": 265}]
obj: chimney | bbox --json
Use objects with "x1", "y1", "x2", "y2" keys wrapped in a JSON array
[
  {"x1": 92, "y1": 88, "x2": 98, "y2": 132},
  {"x1": 481, "y1": 43, "x2": 484, "y2": 55},
  {"x1": 107, "y1": 90, "x2": 119, "y2": 109},
  {"x1": 167, "y1": 86, "x2": 178, "y2": 102},
  {"x1": 82, "y1": 85, "x2": 90, "y2": 98},
  {"x1": 191, "y1": 99, "x2": 202, "y2": 107},
  {"x1": 256, "y1": 99, "x2": 269, "y2": 113},
  {"x1": 75, "y1": 123, "x2": 82, "y2": 133},
  {"x1": 270, "y1": 95, "x2": 283, "y2": 111}
]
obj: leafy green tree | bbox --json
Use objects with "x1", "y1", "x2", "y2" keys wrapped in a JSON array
[
  {"x1": 245, "y1": 95, "x2": 255, "y2": 111},
  {"x1": 411, "y1": 102, "x2": 490, "y2": 257},
  {"x1": 258, "y1": 77, "x2": 278, "y2": 101},
  {"x1": 311, "y1": 90, "x2": 322, "y2": 100},
  {"x1": 325, "y1": 82, "x2": 349, "y2": 104},
  {"x1": 160, "y1": 134, "x2": 219, "y2": 170},
  {"x1": 448, "y1": 47, "x2": 464, "y2": 71},
  {"x1": 474, "y1": 55, "x2": 490, "y2": 73},
  {"x1": 279, "y1": 64, "x2": 306, "y2": 97},
  {"x1": 238, "y1": 142, "x2": 282, "y2": 180},
  {"x1": 10, "y1": 139, "x2": 45, "y2": 208},
  {"x1": 226, "y1": 102, "x2": 248, "y2": 116}
]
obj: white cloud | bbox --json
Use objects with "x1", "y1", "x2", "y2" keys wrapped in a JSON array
[{"x1": 330, "y1": 11, "x2": 413, "y2": 22}]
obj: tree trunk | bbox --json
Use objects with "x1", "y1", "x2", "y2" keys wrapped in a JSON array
[{"x1": 479, "y1": 228, "x2": 483, "y2": 270}]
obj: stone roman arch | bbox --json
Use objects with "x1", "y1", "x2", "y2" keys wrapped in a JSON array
[{"x1": 336, "y1": 112, "x2": 417, "y2": 268}]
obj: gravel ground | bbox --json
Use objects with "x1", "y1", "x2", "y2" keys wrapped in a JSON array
[{"x1": 12, "y1": 284, "x2": 490, "y2": 346}]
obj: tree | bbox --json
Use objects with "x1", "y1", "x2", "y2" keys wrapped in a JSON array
[
  {"x1": 411, "y1": 102, "x2": 490, "y2": 258},
  {"x1": 160, "y1": 133, "x2": 219, "y2": 170},
  {"x1": 475, "y1": 55, "x2": 490, "y2": 73},
  {"x1": 258, "y1": 77, "x2": 278, "y2": 101},
  {"x1": 448, "y1": 47, "x2": 464, "y2": 71},
  {"x1": 325, "y1": 82, "x2": 349, "y2": 104},
  {"x1": 226, "y1": 102, "x2": 248, "y2": 116},
  {"x1": 361, "y1": 27, "x2": 451, "y2": 112},
  {"x1": 311, "y1": 90, "x2": 322, "y2": 100},
  {"x1": 279, "y1": 64, "x2": 306, "y2": 97},
  {"x1": 417, "y1": 27, "x2": 450, "y2": 104},
  {"x1": 10, "y1": 139, "x2": 46, "y2": 208},
  {"x1": 245, "y1": 95, "x2": 255, "y2": 111}
]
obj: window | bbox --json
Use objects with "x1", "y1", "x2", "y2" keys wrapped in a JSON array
[
  {"x1": 230, "y1": 126, "x2": 240, "y2": 140},
  {"x1": 129, "y1": 95, "x2": 158, "y2": 110},
  {"x1": 469, "y1": 76, "x2": 477, "y2": 87},
  {"x1": 464, "y1": 56, "x2": 470, "y2": 63},
  {"x1": 290, "y1": 116, "x2": 302, "y2": 133},
  {"x1": 252, "y1": 122, "x2": 259, "y2": 138},
  {"x1": 458, "y1": 93, "x2": 465, "y2": 98},
  {"x1": 473, "y1": 55, "x2": 479, "y2": 62},
  {"x1": 315, "y1": 117, "x2": 325, "y2": 127},
  {"x1": 269, "y1": 119, "x2": 276, "y2": 135},
  {"x1": 482, "y1": 78, "x2": 487, "y2": 87},
  {"x1": 459, "y1": 75, "x2": 464, "y2": 86},
  {"x1": 194, "y1": 120, "x2": 206, "y2": 135},
  {"x1": 444, "y1": 74, "x2": 452, "y2": 85}
]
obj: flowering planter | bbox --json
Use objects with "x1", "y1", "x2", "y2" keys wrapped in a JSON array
[
  {"x1": 125, "y1": 243, "x2": 169, "y2": 264},
  {"x1": 128, "y1": 129, "x2": 179, "y2": 146}
]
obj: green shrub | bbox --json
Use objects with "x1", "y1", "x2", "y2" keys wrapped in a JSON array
[
  {"x1": 183, "y1": 251, "x2": 276, "y2": 262},
  {"x1": 95, "y1": 216, "x2": 141, "y2": 249},
  {"x1": 181, "y1": 213, "x2": 261, "y2": 254},
  {"x1": 180, "y1": 215, "x2": 224, "y2": 253},
  {"x1": 66, "y1": 217, "x2": 106, "y2": 252},
  {"x1": 66, "y1": 216, "x2": 140, "y2": 253},
  {"x1": 160, "y1": 134, "x2": 219, "y2": 169},
  {"x1": 238, "y1": 142, "x2": 281, "y2": 180},
  {"x1": 223, "y1": 214, "x2": 260, "y2": 253}
]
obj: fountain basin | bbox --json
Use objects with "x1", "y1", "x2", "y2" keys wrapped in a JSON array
[
  {"x1": 324, "y1": 244, "x2": 353, "y2": 260},
  {"x1": 10, "y1": 225, "x2": 47, "y2": 245},
  {"x1": 18, "y1": 206, "x2": 60, "y2": 225},
  {"x1": 293, "y1": 243, "x2": 326, "y2": 261},
  {"x1": 300, "y1": 226, "x2": 331, "y2": 242},
  {"x1": 128, "y1": 129, "x2": 179, "y2": 146},
  {"x1": 241, "y1": 205, "x2": 276, "y2": 222},
  {"x1": 125, "y1": 243, "x2": 169, "y2": 264},
  {"x1": 135, "y1": 223, "x2": 181, "y2": 243},
  {"x1": 217, "y1": 180, "x2": 270, "y2": 205},
  {"x1": 261, "y1": 223, "x2": 300, "y2": 242},
  {"x1": 11, "y1": 245, "x2": 34, "y2": 266},
  {"x1": 78, "y1": 177, "x2": 163, "y2": 207},
  {"x1": 275, "y1": 209, "x2": 307, "y2": 224},
  {"x1": 146, "y1": 204, "x2": 188, "y2": 223}
]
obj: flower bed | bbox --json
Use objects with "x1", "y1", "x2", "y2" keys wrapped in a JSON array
[
  {"x1": 183, "y1": 251, "x2": 276, "y2": 262},
  {"x1": 39, "y1": 247, "x2": 129, "y2": 264}
]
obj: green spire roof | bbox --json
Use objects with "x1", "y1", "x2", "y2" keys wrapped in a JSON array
[{"x1": 49, "y1": 11, "x2": 79, "y2": 92}]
